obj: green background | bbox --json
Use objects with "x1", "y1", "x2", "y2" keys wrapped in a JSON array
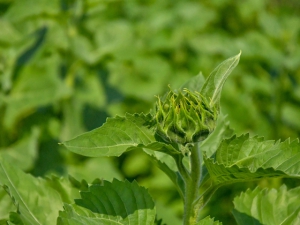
[{"x1": 0, "y1": 0, "x2": 300, "y2": 224}]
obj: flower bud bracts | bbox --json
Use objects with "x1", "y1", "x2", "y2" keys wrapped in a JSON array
[{"x1": 155, "y1": 88, "x2": 218, "y2": 145}]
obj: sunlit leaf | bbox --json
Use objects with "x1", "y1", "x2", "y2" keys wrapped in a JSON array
[
  {"x1": 201, "y1": 52, "x2": 241, "y2": 108},
  {"x1": 63, "y1": 113, "x2": 179, "y2": 157},
  {"x1": 58, "y1": 179, "x2": 156, "y2": 225},
  {"x1": 204, "y1": 134, "x2": 300, "y2": 184},
  {"x1": 0, "y1": 156, "x2": 63, "y2": 225},
  {"x1": 63, "y1": 113, "x2": 154, "y2": 156},
  {"x1": 233, "y1": 185, "x2": 300, "y2": 225}
]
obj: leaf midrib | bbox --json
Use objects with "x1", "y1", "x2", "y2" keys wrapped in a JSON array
[
  {"x1": 0, "y1": 162, "x2": 42, "y2": 225},
  {"x1": 65, "y1": 117, "x2": 154, "y2": 150},
  {"x1": 210, "y1": 53, "x2": 240, "y2": 106},
  {"x1": 223, "y1": 142, "x2": 278, "y2": 167}
]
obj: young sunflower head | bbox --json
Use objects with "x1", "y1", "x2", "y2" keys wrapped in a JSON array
[{"x1": 155, "y1": 88, "x2": 218, "y2": 146}]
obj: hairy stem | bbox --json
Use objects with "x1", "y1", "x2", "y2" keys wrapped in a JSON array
[
  {"x1": 183, "y1": 142, "x2": 202, "y2": 225},
  {"x1": 195, "y1": 183, "x2": 220, "y2": 213},
  {"x1": 174, "y1": 154, "x2": 190, "y2": 183}
]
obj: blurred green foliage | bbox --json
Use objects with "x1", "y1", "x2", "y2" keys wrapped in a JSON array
[{"x1": 0, "y1": 0, "x2": 300, "y2": 224}]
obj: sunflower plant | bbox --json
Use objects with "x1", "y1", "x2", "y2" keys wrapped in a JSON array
[
  {"x1": 60, "y1": 52, "x2": 300, "y2": 225},
  {"x1": 1, "y1": 52, "x2": 300, "y2": 225}
]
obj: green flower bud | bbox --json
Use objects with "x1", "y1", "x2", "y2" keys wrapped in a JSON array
[{"x1": 155, "y1": 88, "x2": 218, "y2": 145}]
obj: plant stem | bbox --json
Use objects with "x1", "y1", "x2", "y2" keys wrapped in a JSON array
[
  {"x1": 183, "y1": 142, "x2": 202, "y2": 225},
  {"x1": 174, "y1": 154, "x2": 190, "y2": 183}
]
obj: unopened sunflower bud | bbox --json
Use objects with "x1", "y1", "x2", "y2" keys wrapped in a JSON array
[{"x1": 155, "y1": 88, "x2": 218, "y2": 145}]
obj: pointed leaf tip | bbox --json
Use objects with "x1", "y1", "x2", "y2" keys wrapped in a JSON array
[{"x1": 201, "y1": 52, "x2": 241, "y2": 108}]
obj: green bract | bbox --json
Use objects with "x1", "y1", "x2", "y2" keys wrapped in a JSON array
[{"x1": 155, "y1": 88, "x2": 218, "y2": 146}]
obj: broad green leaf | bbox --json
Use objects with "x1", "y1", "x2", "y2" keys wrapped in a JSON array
[
  {"x1": 196, "y1": 216, "x2": 222, "y2": 225},
  {"x1": 63, "y1": 113, "x2": 179, "y2": 157},
  {"x1": 201, "y1": 52, "x2": 241, "y2": 108},
  {"x1": 281, "y1": 211, "x2": 300, "y2": 225},
  {"x1": 233, "y1": 185, "x2": 300, "y2": 225},
  {"x1": 58, "y1": 179, "x2": 156, "y2": 225},
  {"x1": 76, "y1": 179, "x2": 155, "y2": 224},
  {"x1": 0, "y1": 156, "x2": 63, "y2": 225},
  {"x1": 204, "y1": 134, "x2": 300, "y2": 185},
  {"x1": 63, "y1": 113, "x2": 155, "y2": 157},
  {"x1": 58, "y1": 204, "x2": 118, "y2": 225}
]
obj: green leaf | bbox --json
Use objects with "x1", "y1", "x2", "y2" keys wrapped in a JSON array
[
  {"x1": 204, "y1": 134, "x2": 300, "y2": 185},
  {"x1": 58, "y1": 204, "x2": 116, "y2": 225},
  {"x1": 201, "y1": 52, "x2": 241, "y2": 108},
  {"x1": 233, "y1": 185, "x2": 300, "y2": 225},
  {"x1": 232, "y1": 209, "x2": 262, "y2": 225},
  {"x1": 196, "y1": 216, "x2": 222, "y2": 225},
  {"x1": 58, "y1": 179, "x2": 156, "y2": 225},
  {"x1": 63, "y1": 113, "x2": 154, "y2": 157},
  {"x1": 0, "y1": 156, "x2": 63, "y2": 225},
  {"x1": 199, "y1": 114, "x2": 234, "y2": 191},
  {"x1": 63, "y1": 113, "x2": 179, "y2": 157}
]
